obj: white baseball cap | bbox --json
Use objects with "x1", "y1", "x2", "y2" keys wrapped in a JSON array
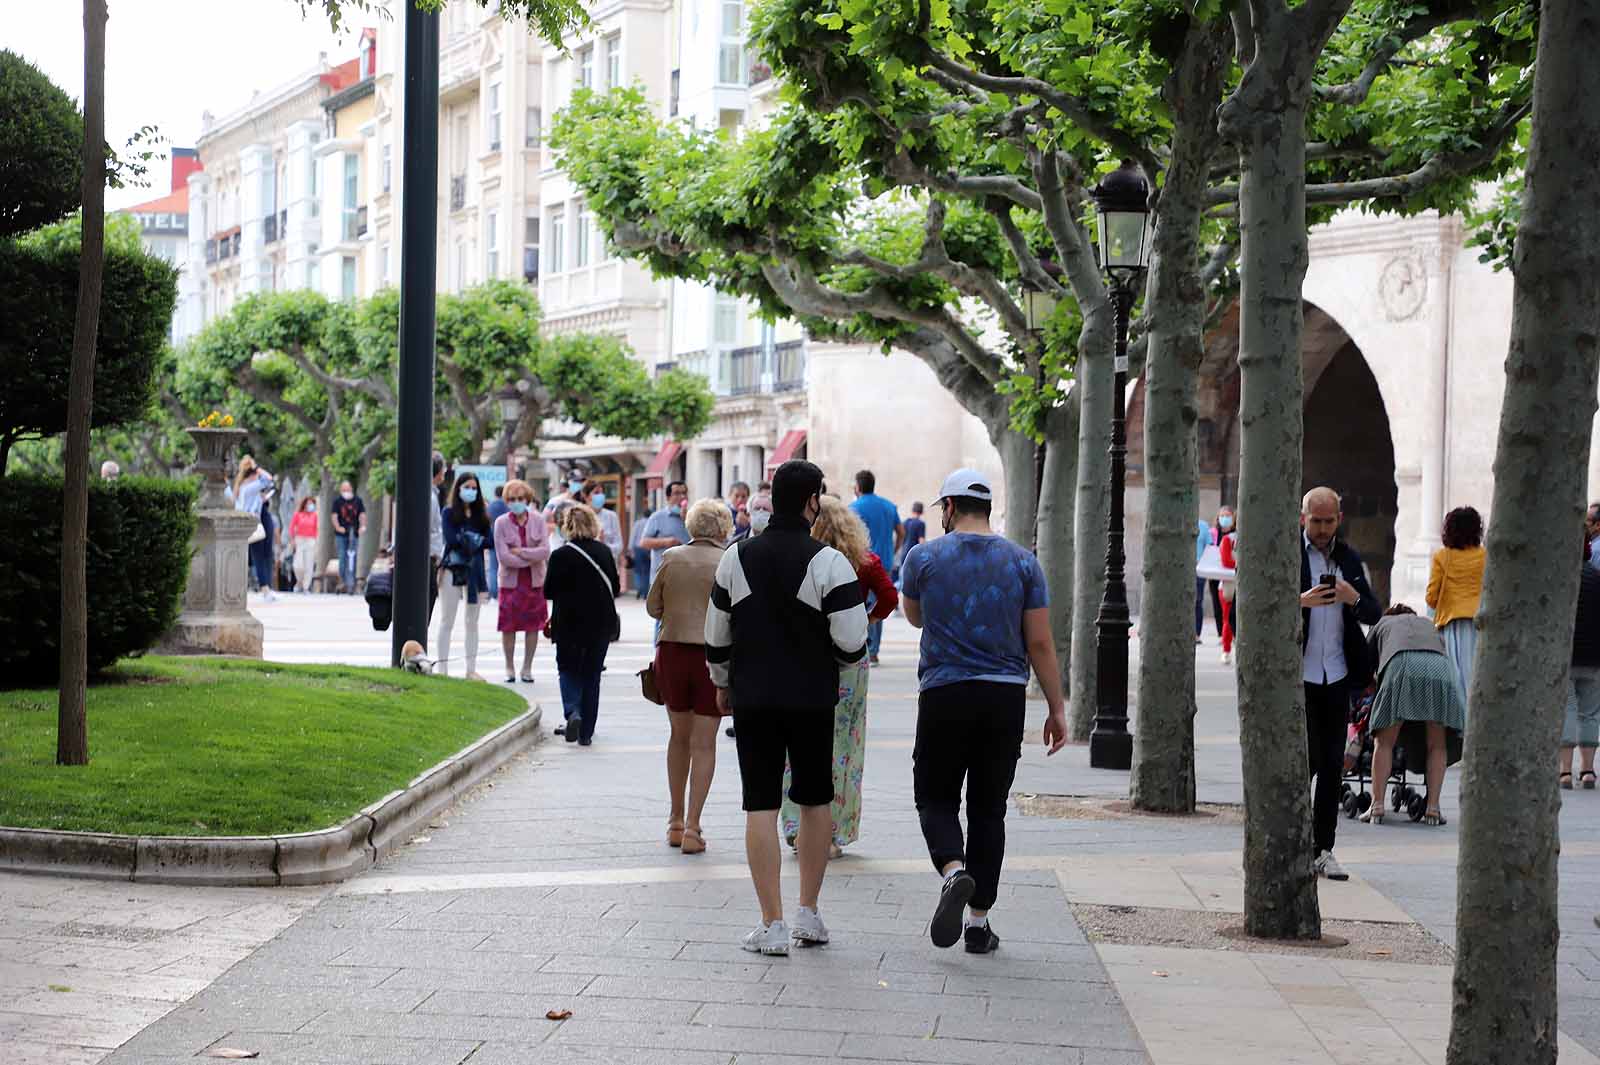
[{"x1": 935, "y1": 468, "x2": 994, "y2": 504}]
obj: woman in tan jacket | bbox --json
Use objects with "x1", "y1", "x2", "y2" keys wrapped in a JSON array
[{"x1": 646, "y1": 499, "x2": 733, "y2": 855}]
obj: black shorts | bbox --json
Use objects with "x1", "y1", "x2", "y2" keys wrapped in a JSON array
[{"x1": 733, "y1": 706, "x2": 834, "y2": 811}]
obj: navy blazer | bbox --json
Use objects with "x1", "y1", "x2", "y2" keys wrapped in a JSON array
[{"x1": 1300, "y1": 537, "x2": 1383, "y2": 689}]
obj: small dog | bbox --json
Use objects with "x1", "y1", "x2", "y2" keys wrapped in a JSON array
[{"x1": 400, "y1": 639, "x2": 436, "y2": 675}]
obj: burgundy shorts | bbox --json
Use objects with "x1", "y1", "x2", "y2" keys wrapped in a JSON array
[{"x1": 655, "y1": 641, "x2": 724, "y2": 717}]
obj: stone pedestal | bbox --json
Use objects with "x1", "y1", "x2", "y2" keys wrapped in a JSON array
[{"x1": 156, "y1": 428, "x2": 264, "y2": 657}]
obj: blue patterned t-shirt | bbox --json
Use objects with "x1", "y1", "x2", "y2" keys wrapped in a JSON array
[{"x1": 900, "y1": 533, "x2": 1049, "y2": 691}]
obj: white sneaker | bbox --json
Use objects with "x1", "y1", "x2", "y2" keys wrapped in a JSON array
[
  {"x1": 1220, "y1": 651, "x2": 1232, "y2": 665},
  {"x1": 741, "y1": 920, "x2": 790, "y2": 956},
  {"x1": 1315, "y1": 850, "x2": 1349, "y2": 881},
  {"x1": 791, "y1": 907, "x2": 829, "y2": 946},
  {"x1": 262, "y1": 589, "x2": 276, "y2": 602}
]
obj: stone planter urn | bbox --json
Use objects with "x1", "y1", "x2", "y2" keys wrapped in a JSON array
[{"x1": 155, "y1": 426, "x2": 263, "y2": 657}]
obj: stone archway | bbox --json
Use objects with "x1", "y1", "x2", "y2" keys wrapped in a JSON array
[{"x1": 1128, "y1": 300, "x2": 1400, "y2": 607}]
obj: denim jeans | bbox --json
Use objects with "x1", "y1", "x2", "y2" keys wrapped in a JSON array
[
  {"x1": 631, "y1": 547, "x2": 652, "y2": 598},
  {"x1": 913, "y1": 680, "x2": 1026, "y2": 912},
  {"x1": 867, "y1": 620, "x2": 884, "y2": 659},
  {"x1": 335, "y1": 532, "x2": 359, "y2": 593},
  {"x1": 1566, "y1": 666, "x2": 1600, "y2": 749},
  {"x1": 485, "y1": 552, "x2": 499, "y2": 598},
  {"x1": 557, "y1": 639, "x2": 610, "y2": 742}
]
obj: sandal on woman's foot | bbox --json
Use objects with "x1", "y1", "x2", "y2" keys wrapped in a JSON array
[
  {"x1": 1359, "y1": 807, "x2": 1383, "y2": 825},
  {"x1": 1583, "y1": 771, "x2": 1598, "y2": 790},
  {"x1": 519, "y1": 672, "x2": 535, "y2": 683},
  {"x1": 1562, "y1": 771, "x2": 1575, "y2": 790},
  {"x1": 828, "y1": 842, "x2": 843, "y2": 860},
  {"x1": 667, "y1": 821, "x2": 684, "y2": 848},
  {"x1": 681, "y1": 828, "x2": 706, "y2": 855},
  {"x1": 1424, "y1": 809, "x2": 1447, "y2": 826}
]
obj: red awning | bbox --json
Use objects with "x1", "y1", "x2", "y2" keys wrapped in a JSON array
[
  {"x1": 644, "y1": 441, "x2": 683, "y2": 484},
  {"x1": 765, "y1": 429, "x2": 808, "y2": 475}
]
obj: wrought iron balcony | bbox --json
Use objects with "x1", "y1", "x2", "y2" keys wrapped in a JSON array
[
  {"x1": 773, "y1": 340, "x2": 806, "y2": 392},
  {"x1": 522, "y1": 247, "x2": 540, "y2": 283},
  {"x1": 356, "y1": 205, "x2": 368, "y2": 238},
  {"x1": 263, "y1": 213, "x2": 279, "y2": 244},
  {"x1": 450, "y1": 175, "x2": 466, "y2": 212},
  {"x1": 723, "y1": 345, "x2": 761, "y2": 396}
]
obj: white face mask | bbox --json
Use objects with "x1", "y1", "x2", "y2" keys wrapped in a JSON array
[{"x1": 750, "y1": 509, "x2": 772, "y2": 534}]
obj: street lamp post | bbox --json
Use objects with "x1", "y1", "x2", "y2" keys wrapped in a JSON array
[
  {"x1": 390, "y1": 3, "x2": 441, "y2": 668},
  {"x1": 1088, "y1": 160, "x2": 1153, "y2": 771}
]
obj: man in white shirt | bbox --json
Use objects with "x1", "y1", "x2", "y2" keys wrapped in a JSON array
[{"x1": 1298, "y1": 487, "x2": 1381, "y2": 881}]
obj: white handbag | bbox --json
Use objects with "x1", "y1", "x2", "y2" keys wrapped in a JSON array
[
  {"x1": 247, "y1": 521, "x2": 266, "y2": 545},
  {"x1": 1196, "y1": 542, "x2": 1234, "y2": 581}
]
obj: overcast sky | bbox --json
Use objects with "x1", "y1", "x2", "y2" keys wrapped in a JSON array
[{"x1": 8, "y1": 1, "x2": 378, "y2": 209}]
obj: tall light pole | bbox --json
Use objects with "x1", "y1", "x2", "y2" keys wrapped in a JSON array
[
  {"x1": 1089, "y1": 160, "x2": 1153, "y2": 770},
  {"x1": 391, "y1": 3, "x2": 441, "y2": 667}
]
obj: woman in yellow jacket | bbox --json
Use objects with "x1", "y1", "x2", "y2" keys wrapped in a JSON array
[{"x1": 1426, "y1": 506, "x2": 1486, "y2": 701}]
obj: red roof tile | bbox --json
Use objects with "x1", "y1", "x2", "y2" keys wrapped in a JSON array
[{"x1": 120, "y1": 185, "x2": 189, "y2": 216}]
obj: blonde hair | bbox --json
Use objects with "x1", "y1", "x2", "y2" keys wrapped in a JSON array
[
  {"x1": 502, "y1": 478, "x2": 534, "y2": 503},
  {"x1": 686, "y1": 498, "x2": 734, "y2": 542},
  {"x1": 811, "y1": 496, "x2": 869, "y2": 568},
  {"x1": 561, "y1": 502, "x2": 601, "y2": 541},
  {"x1": 232, "y1": 455, "x2": 257, "y2": 496}
]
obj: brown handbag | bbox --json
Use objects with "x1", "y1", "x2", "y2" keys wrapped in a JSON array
[{"x1": 638, "y1": 664, "x2": 664, "y2": 705}]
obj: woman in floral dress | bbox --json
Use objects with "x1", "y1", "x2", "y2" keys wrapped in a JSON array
[
  {"x1": 781, "y1": 497, "x2": 898, "y2": 857},
  {"x1": 493, "y1": 479, "x2": 551, "y2": 683}
]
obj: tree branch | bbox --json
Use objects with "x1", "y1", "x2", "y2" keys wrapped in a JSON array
[
  {"x1": 884, "y1": 152, "x2": 1043, "y2": 213},
  {"x1": 914, "y1": 47, "x2": 1164, "y2": 183},
  {"x1": 1314, "y1": 9, "x2": 1470, "y2": 106},
  {"x1": 1207, "y1": 96, "x2": 1531, "y2": 209}
]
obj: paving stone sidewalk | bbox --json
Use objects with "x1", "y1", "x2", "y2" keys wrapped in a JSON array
[{"x1": 8, "y1": 593, "x2": 1600, "y2": 1063}]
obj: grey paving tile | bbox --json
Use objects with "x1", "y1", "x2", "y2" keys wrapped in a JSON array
[
  {"x1": 837, "y1": 1032, "x2": 1087, "y2": 1064},
  {"x1": 774, "y1": 983, "x2": 977, "y2": 1014},
  {"x1": 934, "y1": 1014, "x2": 1146, "y2": 1050},
  {"x1": 379, "y1": 967, "x2": 593, "y2": 995},
  {"x1": 584, "y1": 973, "x2": 781, "y2": 1005},
  {"x1": 298, "y1": 1006, "x2": 556, "y2": 1044},
  {"x1": 548, "y1": 1018, "x2": 843, "y2": 1056},
  {"x1": 540, "y1": 952, "x2": 772, "y2": 982},
  {"x1": 194, "y1": 1031, "x2": 481, "y2": 1064},
  {"x1": 468, "y1": 1045, "x2": 731, "y2": 1065},
  {"x1": 695, "y1": 1001, "x2": 937, "y2": 1037}
]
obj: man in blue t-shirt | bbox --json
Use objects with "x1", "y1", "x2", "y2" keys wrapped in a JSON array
[
  {"x1": 900, "y1": 468, "x2": 1066, "y2": 956},
  {"x1": 849, "y1": 469, "x2": 902, "y2": 664},
  {"x1": 898, "y1": 501, "x2": 927, "y2": 576}
]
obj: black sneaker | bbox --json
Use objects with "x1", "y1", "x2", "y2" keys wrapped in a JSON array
[
  {"x1": 565, "y1": 719, "x2": 580, "y2": 743},
  {"x1": 578, "y1": 737, "x2": 592, "y2": 747},
  {"x1": 930, "y1": 871, "x2": 975, "y2": 949},
  {"x1": 964, "y1": 923, "x2": 1000, "y2": 955}
]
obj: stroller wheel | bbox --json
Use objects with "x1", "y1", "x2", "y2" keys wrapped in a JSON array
[
  {"x1": 1407, "y1": 794, "x2": 1427, "y2": 822},
  {"x1": 1341, "y1": 794, "x2": 1355, "y2": 818},
  {"x1": 1341, "y1": 783, "x2": 1353, "y2": 802},
  {"x1": 1357, "y1": 791, "x2": 1373, "y2": 814},
  {"x1": 1391, "y1": 786, "x2": 1406, "y2": 813}
]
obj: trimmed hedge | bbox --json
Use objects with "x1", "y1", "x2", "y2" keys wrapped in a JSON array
[
  {"x1": 0, "y1": 475, "x2": 195, "y2": 686},
  {"x1": 0, "y1": 239, "x2": 178, "y2": 455}
]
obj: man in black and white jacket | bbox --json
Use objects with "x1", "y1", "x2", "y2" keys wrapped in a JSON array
[{"x1": 706, "y1": 459, "x2": 869, "y2": 956}]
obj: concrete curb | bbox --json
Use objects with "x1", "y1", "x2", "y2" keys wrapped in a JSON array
[{"x1": 0, "y1": 703, "x2": 542, "y2": 887}]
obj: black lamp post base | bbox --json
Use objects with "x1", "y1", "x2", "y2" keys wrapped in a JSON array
[{"x1": 1088, "y1": 727, "x2": 1133, "y2": 770}]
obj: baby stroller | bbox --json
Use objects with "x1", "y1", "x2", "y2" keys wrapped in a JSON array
[{"x1": 1341, "y1": 686, "x2": 1430, "y2": 823}]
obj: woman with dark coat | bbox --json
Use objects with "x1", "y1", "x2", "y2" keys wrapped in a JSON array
[
  {"x1": 543, "y1": 503, "x2": 620, "y2": 745},
  {"x1": 435, "y1": 471, "x2": 492, "y2": 679}
]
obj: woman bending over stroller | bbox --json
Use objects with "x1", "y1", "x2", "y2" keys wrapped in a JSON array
[{"x1": 1361, "y1": 603, "x2": 1467, "y2": 826}]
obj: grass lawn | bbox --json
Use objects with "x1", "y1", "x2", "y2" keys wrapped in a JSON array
[{"x1": 0, "y1": 657, "x2": 530, "y2": 837}]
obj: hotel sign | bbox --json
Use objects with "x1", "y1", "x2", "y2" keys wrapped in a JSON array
[{"x1": 131, "y1": 211, "x2": 187, "y2": 235}]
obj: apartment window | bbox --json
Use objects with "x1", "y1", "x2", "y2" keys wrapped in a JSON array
[
  {"x1": 308, "y1": 154, "x2": 319, "y2": 217},
  {"x1": 342, "y1": 154, "x2": 360, "y2": 241},
  {"x1": 578, "y1": 45, "x2": 594, "y2": 90},
  {"x1": 307, "y1": 259, "x2": 320, "y2": 290},
  {"x1": 452, "y1": 111, "x2": 470, "y2": 173},
  {"x1": 486, "y1": 210, "x2": 499, "y2": 276},
  {"x1": 604, "y1": 34, "x2": 621, "y2": 89},
  {"x1": 548, "y1": 206, "x2": 566, "y2": 274},
  {"x1": 380, "y1": 241, "x2": 391, "y2": 286},
  {"x1": 714, "y1": 294, "x2": 739, "y2": 345},
  {"x1": 575, "y1": 204, "x2": 591, "y2": 269},
  {"x1": 341, "y1": 256, "x2": 357, "y2": 300},
  {"x1": 670, "y1": 69, "x2": 680, "y2": 116},
  {"x1": 525, "y1": 107, "x2": 542, "y2": 148},
  {"x1": 382, "y1": 143, "x2": 392, "y2": 192},
  {"x1": 523, "y1": 216, "x2": 540, "y2": 281},
  {"x1": 456, "y1": 241, "x2": 468, "y2": 291},
  {"x1": 719, "y1": 2, "x2": 745, "y2": 85},
  {"x1": 487, "y1": 81, "x2": 502, "y2": 151}
]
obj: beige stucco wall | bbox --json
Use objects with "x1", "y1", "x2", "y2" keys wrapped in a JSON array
[{"x1": 806, "y1": 341, "x2": 1004, "y2": 524}]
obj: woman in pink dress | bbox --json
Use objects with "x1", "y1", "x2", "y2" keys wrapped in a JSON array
[{"x1": 494, "y1": 479, "x2": 551, "y2": 683}]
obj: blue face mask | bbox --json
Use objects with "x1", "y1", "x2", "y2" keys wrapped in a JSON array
[
  {"x1": 569, "y1": 482, "x2": 584, "y2": 496},
  {"x1": 508, "y1": 501, "x2": 528, "y2": 516},
  {"x1": 1218, "y1": 515, "x2": 1233, "y2": 530},
  {"x1": 459, "y1": 487, "x2": 479, "y2": 504},
  {"x1": 590, "y1": 492, "x2": 606, "y2": 508}
]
